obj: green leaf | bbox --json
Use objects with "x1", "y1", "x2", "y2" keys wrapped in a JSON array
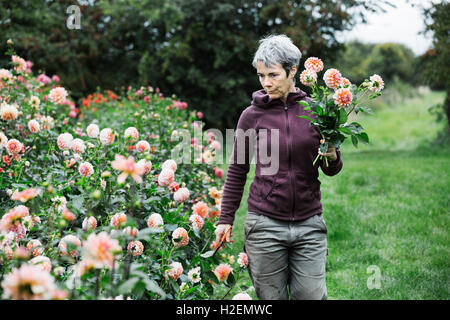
[
  {"x1": 200, "y1": 250, "x2": 215, "y2": 258},
  {"x1": 226, "y1": 272, "x2": 236, "y2": 287},
  {"x1": 338, "y1": 108, "x2": 348, "y2": 124},
  {"x1": 296, "y1": 115, "x2": 313, "y2": 121},
  {"x1": 351, "y1": 135, "x2": 359, "y2": 148},
  {"x1": 357, "y1": 132, "x2": 369, "y2": 144},
  {"x1": 142, "y1": 278, "x2": 166, "y2": 299},
  {"x1": 297, "y1": 101, "x2": 309, "y2": 107},
  {"x1": 117, "y1": 277, "x2": 139, "y2": 295}
]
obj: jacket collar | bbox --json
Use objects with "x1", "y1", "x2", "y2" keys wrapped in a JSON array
[{"x1": 251, "y1": 87, "x2": 307, "y2": 109}]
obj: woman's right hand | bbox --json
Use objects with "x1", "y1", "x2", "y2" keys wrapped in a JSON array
[{"x1": 214, "y1": 224, "x2": 233, "y2": 244}]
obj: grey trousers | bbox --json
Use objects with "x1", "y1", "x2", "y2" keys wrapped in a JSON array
[{"x1": 244, "y1": 211, "x2": 328, "y2": 300}]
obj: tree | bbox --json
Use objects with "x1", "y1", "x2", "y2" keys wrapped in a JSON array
[
  {"x1": 420, "y1": 1, "x2": 450, "y2": 131},
  {"x1": 0, "y1": 0, "x2": 393, "y2": 131}
]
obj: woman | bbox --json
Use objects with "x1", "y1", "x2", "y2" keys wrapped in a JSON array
[{"x1": 215, "y1": 34, "x2": 343, "y2": 300}]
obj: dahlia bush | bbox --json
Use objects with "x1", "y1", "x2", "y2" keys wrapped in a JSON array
[
  {"x1": 0, "y1": 42, "x2": 246, "y2": 300},
  {"x1": 298, "y1": 57, "x2": 385, "y2": 166}
]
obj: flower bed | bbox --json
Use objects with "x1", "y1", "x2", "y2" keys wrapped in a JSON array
[{"x1": 0, "y1": 43, "x2": 246, "y2": 300}]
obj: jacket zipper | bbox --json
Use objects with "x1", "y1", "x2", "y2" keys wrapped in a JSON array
[{"x1": 284, "y1": 104, "x2": 296, "y2": 221}]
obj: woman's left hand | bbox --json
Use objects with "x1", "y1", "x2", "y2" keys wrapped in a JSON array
[{"x1": 318, "y1": 144, "x2": 337, "y2": 162}]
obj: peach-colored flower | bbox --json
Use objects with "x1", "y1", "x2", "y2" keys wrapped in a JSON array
[
  {"x1": 137, "y1": 159, "x2": 152, "y2": 175},
  {"x1": 157, "y1": 168, "x2": 174, "y2": 186},
  {"x1": 192, "y1": 201, "x2": 208, "y2": 218},
  {"x1": 208, "y1": 187, "x2": 222, "y2": 200},
  {"x1": 27, "y1": 119, "x2": 40, "y2": 133},
  {"x1": 323, "y1": 68, "x2": 343, "y2": 89},
  {"x1": 127, "y1": 240, "x2": 144, "y2": 256},
  {"x1": 232, "y1": 293, "x2": 252, "y2": 300},
  {"x1": 210, "y1": 140, "x2": 221, "y2": 150},
  {"x1": 111, "y1": 154, "x2": 145, "y2": 184},
  {"x1": 0, "y1": 68, "x2": 12, "y2": 88},
  {"x1": 110, "y1": 212, "x2": 127, "y2": 229},
  {"x1": 213, "y1": 263, "x2": 233, "y2": 282},
  {"x1": 74, "y1": 259, "x2": 96, "y2": 277},
  {"x1": 189, "y1": 214, "x2": 204, "y2": 231},
  {"x1": 99, "y1": 128, "x2": 115, "y2": 146},
  {"x1": 86, "y1": 123, "x2": 99, "y2": 138},
  {"x1": 0, "y1": 205, "x2": 29, "y2": 240},
  {"x1": 369, "y1": 74, "x2": 384, "y2": 92},
  {"x1": 0, "y1": 103, "x2": 19, "y2": 121},
  {"x1": 58, "y1": 235, "x2": 82, "y2": 257},
  {"x1": 173, "y1": 187, "x2": 190, "y2": 202},
  {"x1": 172, "y1": 227, "x2": 189, "y2": 247},
  {"x1": 62, "y1": 207, "x2": 76, "y2": 221},
  {"x1": 26, "y1": 239, "x2": 44, "y2": 257},
  {"x1": 79, "y1": 162, "x2": 94, "y2": 177},
  {"x1": 124, "y1": 127, "x2": 139, "y2": 142},
  {"x1": 49, "y1": 87, "x2": 68, "y2": 105},
  {"x1": 0, "y1": 132, "x2": 8, "y2": 149},
  {"x1": 122, "y1": 226, "x2": 139, "y2": 238},
  {"x1": 164, "y1": 261, "x2": 183, "y2": 280},
  {"x1": 82, "y1": 216, "x2": 97, "y2": 231},
  {"x1": 82, "y1": 232, "x2": 122, "y2": 269},
  {"x1": 162, "y1": 159, "x2": 177, "y2": 172},
  {"x1": 339, "y1": 77, "x2": 352, "y2": 88},
  {"x1": 237, "y1": 252, "x2": 249, "y2": 268},
  {"x1": 1, "y1": 264, "x2": 57, "y2": 300},
  {"x1": 333, "y1": 87, "x2": 353, "y2": 108},
  {"x1": 40, "y1": 116, "x2": 54, "y2": 130},
  {"x1": 11, "y1": 188, "x2": 39, "y2": 203},
  {"x1": 12, "y1": 55, "x2": 27, "y2": 73},
  {"x1": 300, "y1": 69, "x2": 317, "y2": 87},
  {"x1": 136, "y1": 140, "x2": 150, "y2": 153},
  {"x1": 30, "y1": 256, "x2": 52, "y2": 272},
  {"x1": 304, "y1": 57, "x2": 324, "y2": 73},
  {"x1": 147, "y1": 213, "x2": 164, "y2": 229},
  {"x1": 57, "y1": 133, "x2": 73, "y2": 150},
  {"x1": 51, "y1": 289, "x2": 68, "y2": 300},
  {"x1": 71, "y1": 138, "x2": 86, "y2": 154}
]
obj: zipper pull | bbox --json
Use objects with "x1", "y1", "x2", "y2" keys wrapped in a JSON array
[{"x1": 284, "y1": 104, "x2": 288, "y2": 111}]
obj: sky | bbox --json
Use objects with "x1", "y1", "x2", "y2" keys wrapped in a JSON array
[{"x1": 339, "y1": 0, "x2": 436, "y2": 56}]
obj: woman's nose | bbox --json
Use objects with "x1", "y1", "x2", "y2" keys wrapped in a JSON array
[{"x1": 262, "y1": 78, "x2": 272, "y2": 87}]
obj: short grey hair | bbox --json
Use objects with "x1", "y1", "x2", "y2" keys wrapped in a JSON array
[{"x1": 252, "y1": 34, "x2": 302, "y2": 76}]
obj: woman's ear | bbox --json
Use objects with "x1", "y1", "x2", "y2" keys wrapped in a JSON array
[{"x1": 290, "y1": 66, "x2": 297, "y2": 79}]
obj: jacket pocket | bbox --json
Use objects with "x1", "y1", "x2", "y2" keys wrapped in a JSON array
[
  {"x1": 265, "y1": 172, "x2": 291, "y2": 213},
  {"x1": 295, "y1": 172, "x2": 318, "y2": 211}
]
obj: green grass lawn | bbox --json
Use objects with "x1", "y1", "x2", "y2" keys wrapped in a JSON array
[{"x1": 214, "y1": 90, "x2": 449, "y2": 299}]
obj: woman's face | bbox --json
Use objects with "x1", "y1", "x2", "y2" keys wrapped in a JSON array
[{"x1": 256, "y1": 61, "x2": 296, "y2": 101}]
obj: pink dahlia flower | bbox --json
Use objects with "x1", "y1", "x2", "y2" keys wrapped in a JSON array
[
  {"x1": 147, "y1": 213, "x2": 164, "y2": 229},
  {"x1": 1, "y1": 264, "x2": 57, "y2": 300},
  {"x1": 323, "y1": 68, "x2": 343, "y2": 90},
  {"x1": 79, "y1": 162, "x2": 94, "y2": 177},
  {"x1": 111, "y1": 154, "x2": 145, "y2": 184},
  {"x1": 172, "y1": 227, "x2": 189, "y2": 247},
  {"x1": 304, "y1": 57, "x2": 324, "y2": 73},
  {"x1": 49, "y1": 87, "x2": 68, "y2": 105}
]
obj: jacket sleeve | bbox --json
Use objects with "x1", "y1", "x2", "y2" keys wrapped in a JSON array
[
  {"x1": 217, "y1": 108, "x2": 255, "y2": 225},
  {"x1": 319, "y1": 147, "x2": 343, "y2": 176}
]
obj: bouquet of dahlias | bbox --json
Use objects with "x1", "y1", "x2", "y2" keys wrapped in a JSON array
[{"x1": 297, "y1": 57, "x2": 384, "y2": 166}]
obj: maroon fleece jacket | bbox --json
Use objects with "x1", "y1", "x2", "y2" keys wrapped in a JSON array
[{"x1": 217, "y1": 87, "x2": 343, "y2": 225}]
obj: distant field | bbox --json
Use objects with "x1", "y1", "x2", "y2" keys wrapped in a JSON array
[{"x1": 214, "y1": 90, "x2": 449, "y2": 300}]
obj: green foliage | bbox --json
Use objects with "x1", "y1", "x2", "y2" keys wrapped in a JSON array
[
  {"x1": 0, "y1": 0, "x2": 392, "y2": 131},
  {"x1": 332, "y1": 41, "x2": 416, "y2": 86},
  {"x1": 418, "y1": 1, "x2": 450, "y2": 130}
]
